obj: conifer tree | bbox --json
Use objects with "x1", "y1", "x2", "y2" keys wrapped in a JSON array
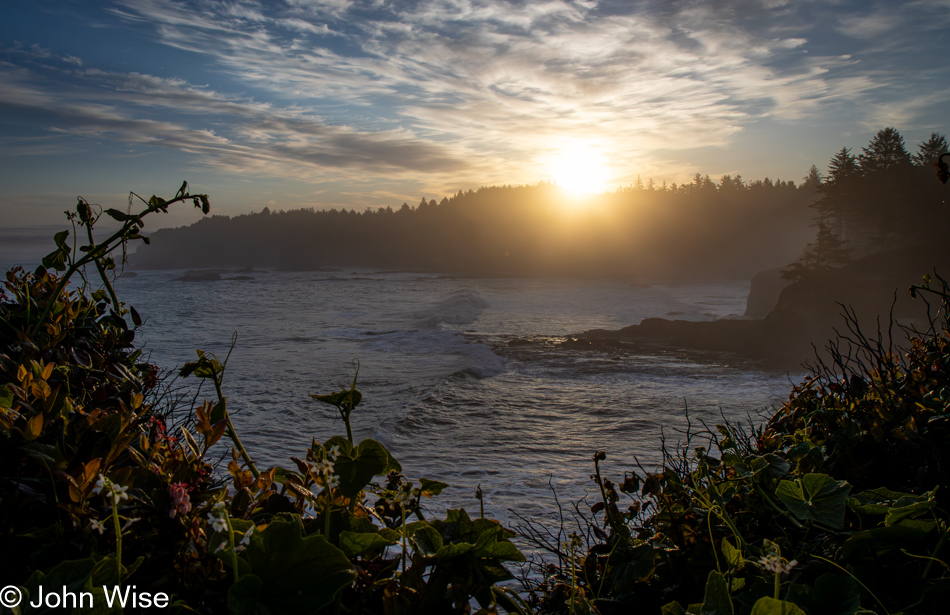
[
  {"x1": 912, "y1": 132, "x2": 949, "y2": 167},
  {"x1": 858, "y1": 127, "x2": 912, "y2": 173}
]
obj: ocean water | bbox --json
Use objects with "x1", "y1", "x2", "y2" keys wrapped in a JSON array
[{"x1": 105, "y1": 269, "x2": 800, "y2": 533}]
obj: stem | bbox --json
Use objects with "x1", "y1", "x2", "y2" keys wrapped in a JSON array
[
  {"x1": 111, "y1": 493, "x2": 123, "y2": 582},
  {"x1": 30, "y1": 192, "x2": 205, "y2": 336},
  {"x1": 212, "y1": 379, "x2": 259, "y2": 479},
  {"x1": 400, "y1": 503, "x2": 407, "y2": 575},
  {"x1": 812, "y1": 554, "x2": 890, "y2": 615},
  {"x1": 773, "y1": 571, "x2": 780, "y2": 600},
  {"x1": 324, "y1": 476, "x2": 332, "y2": 540},
  {"x1": 224, "y1": 514, "x2": 240, "y2": 584},
  {"x1": 85, "y1": 221, "x2": 121, "y2": 313},
  {"x1": 923, "y1": 523, "x2": 948, "y2": 579}
]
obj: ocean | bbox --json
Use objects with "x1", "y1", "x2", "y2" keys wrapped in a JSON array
[{"x1": 107, "y1": 269, "x2": 801, "y2": 533}]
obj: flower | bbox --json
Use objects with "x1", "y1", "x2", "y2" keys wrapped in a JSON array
[
  {"x1": 121, "y1": 517, "x2": 141, "y2": 531},
  {"x1": 326, "y1": 474, "x2": 340, "y2": 490},
  {"x1": 169, "y1": 482, "x2": 192, "y2": 518},
  {"x1": 240, "y1": 526, "x2": 255, "y2": 546},
  {"x1": 327, "y1": 445, "x2": 341, "y2": 461},
  {"x1": 758, "y1": 553, "x2": 798, "y2": 575},
  {"x1": 112, "y1": 484, "x2": 129, "y2": 502},
  {"x1": 93, "y1": 475, "x2": 108, "y2": 495},
  {"x1": 209, "y1": 514, "x2": 229, "y2": 533},
  {"x1": 90, "y1": 518, "x2": 106, "y2": 534},
  {"x1": 317, "y1": 459, "x2": 335, "y2": 475}
]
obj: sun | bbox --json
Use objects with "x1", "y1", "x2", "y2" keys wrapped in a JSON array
[{"x1": 546, "y1": 142, "x2": 610, "y2": 196}]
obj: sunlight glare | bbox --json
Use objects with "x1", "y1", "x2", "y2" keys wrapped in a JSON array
[{"x1": 547, "y1": 143, "x2": 610, "y2": 196}]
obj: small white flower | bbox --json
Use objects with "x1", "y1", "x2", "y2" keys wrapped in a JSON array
[
  {"x1": 758, "y1": 554, "x2": 797, "y2": 575},
  {"x1": 113, "y1": 484, "x2": 129, "y2": 502},
  {"x1": 327, "y1": 445, "x2": 340, "y2": 461},
  {"x1": 215, "y1": 542, "x2": 226, "y2": 553},
  {"x1": 121, "y1": 517, "x2": 140, "y2": 531},
  {"x1": 326, "y1": 474, "x2": 340, "y2": 490},
  {"x1": 210, "y1": 516, "x2": 228, "y2": 533},
  {"x1": 239, "y1": 526, "x2": 255, "y2": 546},
  {"x1": 90, "y1": 519, "x2": 106, "y2": 534},
  {"x1": 93, "y1": 475, "x2": 108, "y2": 495},
  {"x1": 318, "y1": 459, "x2": 335, "y2": 475}
]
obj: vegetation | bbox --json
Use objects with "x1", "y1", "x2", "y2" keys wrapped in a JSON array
[
  {"x1": 4, "y1": 126, "x2": 949, "y2": 613},
  {"x1": 795, "y1": 128, "x2": 949, "y2": 273},
  {"x1": 522, "y1": 286, "x2": 950, "y2": 611},
  {"x1": 0, "y1": 185, "x2": 525, "y2": 614},
  {"x1": 133, "y1": 176, "x2": 812, "y2": 279}
]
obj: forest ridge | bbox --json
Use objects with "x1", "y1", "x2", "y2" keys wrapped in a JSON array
[{"x1": 132, "y1": 129, "x2": 948, "y2": 281}]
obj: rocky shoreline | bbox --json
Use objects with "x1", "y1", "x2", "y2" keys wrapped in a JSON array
[{"x1": 556, "y1": 247, "x2": 950, "y2": 371}]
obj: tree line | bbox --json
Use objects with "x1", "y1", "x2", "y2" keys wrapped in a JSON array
[
  {"x1": 134, "y1": 174, "x2": 815, "y2": 280},
  {"x1": 785, "y1": 128, "x2": 949, "y2": 280}
]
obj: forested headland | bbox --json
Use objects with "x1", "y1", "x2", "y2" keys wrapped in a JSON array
[
  {"x1": 568, "y1": 129, "x2": 950, "y2": 367},
  {"x1": 132, "y1": 175, "x2": 814, "y2": 280}
]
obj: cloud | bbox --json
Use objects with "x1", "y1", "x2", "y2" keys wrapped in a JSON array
[
  {"x1": 4, "y1": 0, "x2": 949, "y2": 198},
  {"x1": 0, "y1": 58, "x2": 474, "y2": 182},
  {"x1": 103, "y1": 0, "x2": 928, "y2": 175}
]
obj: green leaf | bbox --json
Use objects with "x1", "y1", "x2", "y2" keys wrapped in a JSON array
[
  {"x1": 54, "y1": 229, "x2": 70, "y2": 248},
  {"x1": 472, "y1": 525, "x2": 525, "y2": 562},
  {"x1": 775, "y1": 473, "x2": 852, "y2": 528},
  {"x1": 23, "y1": 557, "x2": 123, "y2": 614},
  {"x1": 339, "y1": 530, "x2": 398, "y2": 558},
  {"x1": 227, "y1": 574, "x2": 265, "y2": 615},
  {"x1": 700, "y1": 570, "x2": 734, "y2": 615},
  {"x1": 722, "y1": 538, "x2": 744, "y2": 569},
  {"x1": 410, "y1": 522, "x2": 444, "y2": 555},
  {"x1": 333, "y1": 438, "x2": 399, "y2": 497},
  {"x1": 0, "y1": 385, "x2": 14, "y2": 409},
  {"x1": 42, "y1": 246, "x2": 69, "y2": 272},
  {"x1": 230, "y1": 515, "x2": 355, "y2": 613},
  {"x1": 310, "y1": 388, "x2": 362, "y2": 410},
  {"x1": 105, "y1": 208, "x2": 132, "y2": 222},
  {"x1": 419, "y1": 478, "x2": 448, "y2": 497},
  {"x1": 750, "y1": 597, "x2": 807, "y2": 615},
  {"x1": 660, "y1": 602, "x2": 688, "y2": 615}
]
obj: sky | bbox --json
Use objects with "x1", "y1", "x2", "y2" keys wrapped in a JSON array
[{"x1": 1, "y1": 0, "x2": 948, "y2": 233}]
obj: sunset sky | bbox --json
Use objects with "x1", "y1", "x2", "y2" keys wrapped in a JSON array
[{"x1": 1, "y1": 0, "x2": 948, "y2": 232}]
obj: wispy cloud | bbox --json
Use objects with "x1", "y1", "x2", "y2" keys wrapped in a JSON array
[{"x1": 2, "y1": 0, "x2": 948, "y2": 207}]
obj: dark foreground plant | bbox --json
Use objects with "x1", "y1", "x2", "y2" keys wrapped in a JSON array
[
  {"x1": 0, "y1": 185, "x2": 525, "y2": 614},
  {"x1": 523, "y1": 277, "x2": 950, "y2": 615}
]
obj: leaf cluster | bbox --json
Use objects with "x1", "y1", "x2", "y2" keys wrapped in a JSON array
[
  {"x1": 1, "y1": 185, "x2": 525, "y2": 614},
  {"x1": 526, "y1": 275, "x2": 950, "y2": 614}
]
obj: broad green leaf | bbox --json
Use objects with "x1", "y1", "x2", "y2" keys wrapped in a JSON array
[
  {"x1": 775, "y1": 473, "x2": 852, "y2": 528},
  {"x1": 472, "y1": 525, "x2": 525, "y2": 562},
  {"x1": 700, "y1": 570, "x2": 734, "y2": 615},
  {"x1": 419, "y1": 477, "x2": 448, "y2": 497},
  {"x1": 23, "y1": 557, "x2": 122, "y2": 614},
  {"x1": 227, "y1": 515, "x2": 355, "y2": 613},
  {"x1": 661, "y1": 601, "x2": 688, "y2": 615},
  {"x1": 339, "y1": 530, "x2": 398, "y2": 558},
  {"x1": 848, "y1": 487, "x2": 918, "y2": 516},
  {"x1": 332, "y1": 438, "x2": 396, "y2": 497},
  {"x1": 0, "y1": 385, "x2": 14, "y2": 409},
  {"x1": 750, "y1": 597, "x2": 807, "y2": 615},
  {"x1": 722, "y1": 538, "x2": 744, "y2": 569},
  {"x1": 410, "y1": 523, "x2": 444, "y2": 555}
]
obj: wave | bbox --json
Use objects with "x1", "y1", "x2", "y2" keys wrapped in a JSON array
[{"x1": 413, "y1": 289, "x2": 491, "y2": 328}]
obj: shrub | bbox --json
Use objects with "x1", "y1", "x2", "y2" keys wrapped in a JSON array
[
  {"x1": 0, "y1": 185, "x2": 525, "y2": 614},
  {"x1": 524, "y1": 276, "x2": 950, "y2": 614}
]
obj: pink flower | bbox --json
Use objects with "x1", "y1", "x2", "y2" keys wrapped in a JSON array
[{"x1": 169, "y1": 482, "x2": 192, "y2": 518}]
